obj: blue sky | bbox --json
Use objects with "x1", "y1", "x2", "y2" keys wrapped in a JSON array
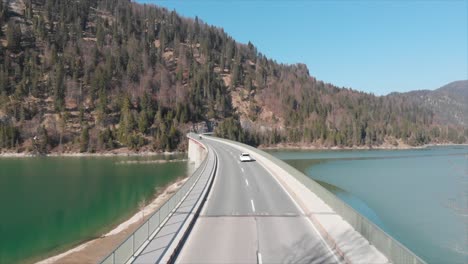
[{"x1": 138, "y1": 0, "x2": 467, "y2": 95}]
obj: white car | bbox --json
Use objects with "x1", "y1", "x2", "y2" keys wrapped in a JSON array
[{"x1": 239, "y1": 153, "x2": 253, "y2": 162}]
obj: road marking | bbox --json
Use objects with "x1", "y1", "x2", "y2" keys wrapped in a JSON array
[
  {"x1": 241, "y1": 168, "x2": 244, "y2": 173},
  {"x1": 245, "y1": 179, "x2": 249, "y2": 186},
  {"x1": 250, "y1": 199, "x2": 256, "y2": 212},
  {"x1": 200, "y1": 146, "x2": 221, "y2": 216},
  {"x1": 207, "y1": 137, "x2": 341, "y2": 263},
  {"x1": 254, "y1": 156, "x2": 342, "y2": 264},
  {"x1": 257, "y1": 252, "x2": 263, "y2": 264}
]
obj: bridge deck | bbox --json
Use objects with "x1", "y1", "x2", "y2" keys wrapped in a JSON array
[
  {"x1": 176, "y1": 139, "x2": 343, "y2": 263},
  {"x1": 132, "y1": 149, "x2": 215, "y2": 264}
]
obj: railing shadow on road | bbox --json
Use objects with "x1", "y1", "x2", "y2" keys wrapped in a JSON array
[{"x1": 99, "y1": 140, "x2": 210, "y2": 264}]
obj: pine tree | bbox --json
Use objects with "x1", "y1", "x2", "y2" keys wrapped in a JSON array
[
  {"x1": 138, "y1": 110, "x2": 148, "y2": 134},
  {"x1": 80, "y1": 126, "x2": 89, "y2": 153},
  {"x1": 118, "y1": 96, "x2": 135, "y2": 145},
  {"x1": 6, "y1": 21, "x2": 21, "y2": 52},
  {"x1": 96, "y1": 20, "x2": 105, "y2": 47},
  {"x1": 168, "y1": 123, "x2": 178, "y2": 150},
  {"x1": 35, "y1": 126, "x2": 49, "y2": 154},
  {"x1": 54, "y1": 61, "x2": 66, "y2": 111}
]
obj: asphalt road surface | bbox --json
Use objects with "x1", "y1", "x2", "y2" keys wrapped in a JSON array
[{"x1": 176, "y1": 137, "x2": 341, "y2": 264}]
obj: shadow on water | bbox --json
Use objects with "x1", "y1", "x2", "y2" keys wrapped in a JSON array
[
  {"x1": 314, "y1": 179, "x2": 389, "y2": 232},
  {"x1": 284, "y1": 159, "x2": 388, "y2": 232},
  {"x1": 273, "y1": 147, "x2": 468, "y2": 264}
]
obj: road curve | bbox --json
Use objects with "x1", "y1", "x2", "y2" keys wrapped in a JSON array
[{"x1": 176, "y1": 137, "x2": 341, "y2": 263}]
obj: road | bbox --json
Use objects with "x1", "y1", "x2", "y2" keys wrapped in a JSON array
[{"x1": 176, "y1": 137, "x2": 341, "y2": 263}]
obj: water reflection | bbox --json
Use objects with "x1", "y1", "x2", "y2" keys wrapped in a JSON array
[{"x1": 0, "y1": 155, "x2": 187, "y2": 263}]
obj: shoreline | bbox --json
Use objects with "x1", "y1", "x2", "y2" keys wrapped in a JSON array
[
  {"x1": 0, "y1": 150, "x2": 183, "y2": 158},
  {"x1": 3, "y1": 143, "x2": 465, "y2": 158},
  {"x1": 36, "y1": 176, "x2": 188, "y2": 264},
  {"x1": 259, "y1": 142, "x2": 468, "y2": 151}
]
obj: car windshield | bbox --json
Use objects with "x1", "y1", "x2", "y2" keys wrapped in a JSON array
[{"x1": 242, "y1": 153, "x2": 249, "y2": 156}]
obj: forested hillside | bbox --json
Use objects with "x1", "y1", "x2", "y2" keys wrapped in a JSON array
[
  {"x1": 391, "y1": 80, "x2": 468, "y2": 129},
  {"x1": 0, "y1": 0, "x2": 466, "y2": 154}
]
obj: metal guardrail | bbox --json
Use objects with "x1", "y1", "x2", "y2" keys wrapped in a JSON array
[
  {"x1": 167, "y1": 146, "x2": 218, "y2": 263},
  {"x1": 100, "y1": 139, "x2": 209, "y2": 264},
  {"x1": 213, "y1": 136, "x2": 426, "y2": 264}
]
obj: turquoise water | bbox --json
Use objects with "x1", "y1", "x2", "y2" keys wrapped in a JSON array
[
  {"x1": 270, "y1": 146, "x2": 468, "y2": 264},
  {"x1": 0, "y1": 155, "x2": 188, "y2": 264}
]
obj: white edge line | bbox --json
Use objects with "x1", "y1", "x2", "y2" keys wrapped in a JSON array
[
  {"x1": 253, "y1": 154, "x2": 342, "y2": 264},
  {"x1": 131, "y1": 142, "x2": 212, "y2": 263},
  {"x1": 250, "y1": 199, "x2": 256, "y2": 212},
  {"x1": 160, "y1": 144, "x2": 218, "y2": 264},
  {"x1": 257, "y1": 252, "x2": 263, "y2": 264},
  {"x1": 200, "y1": 141, "x2": 221, "y2": 216}
]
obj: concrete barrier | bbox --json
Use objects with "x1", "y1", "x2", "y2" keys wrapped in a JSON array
[{"x1": 188, "y1": 135, "x2": 207, "y2": 168}]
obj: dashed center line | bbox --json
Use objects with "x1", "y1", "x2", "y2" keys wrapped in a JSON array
[
  {"x1": 241, "y1": 168, "x2": 244, "y2": 173},
  {"x1": 245, "y1": 179, "x2": 249, "y2": 186},
  {"x1": 250, "y1": 199, "x2": 256, "y2": 212}
]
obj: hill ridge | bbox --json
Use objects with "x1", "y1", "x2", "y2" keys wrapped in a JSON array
[{"x1": 0, "y1": 0, "x2": 465, "y2": 154}]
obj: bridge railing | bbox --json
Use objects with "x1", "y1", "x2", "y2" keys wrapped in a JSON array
[
  {"x1": 213, "y1": 136, "x2": 426, "y2": 264},
  {"x1": 100, "y1": 138, "x2": 209, "y2": 264}
]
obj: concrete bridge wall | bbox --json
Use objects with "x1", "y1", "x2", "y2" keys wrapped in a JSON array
[{"x1": 188, "y1": 136, "x2": 207, "y2": 168}]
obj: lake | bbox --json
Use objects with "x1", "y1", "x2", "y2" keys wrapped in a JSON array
[
  {"x1": 270, "y1": 146, "x2": 468, "y2": 264},
  {"x1": 0, "y1": 155, "x2": 188, "y2": 264}
]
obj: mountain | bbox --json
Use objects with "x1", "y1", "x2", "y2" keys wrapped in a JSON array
[
  {"x1": 396, "y1": 80, "x2": 467, "y2": 127},
  {"x1": 0, "y1": 0, "x2": 465, "y2": 154}
]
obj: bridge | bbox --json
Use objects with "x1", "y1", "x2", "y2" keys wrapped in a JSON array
[{"x1": 100, "y1": 134, "x2": 426, "y2": 264}]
